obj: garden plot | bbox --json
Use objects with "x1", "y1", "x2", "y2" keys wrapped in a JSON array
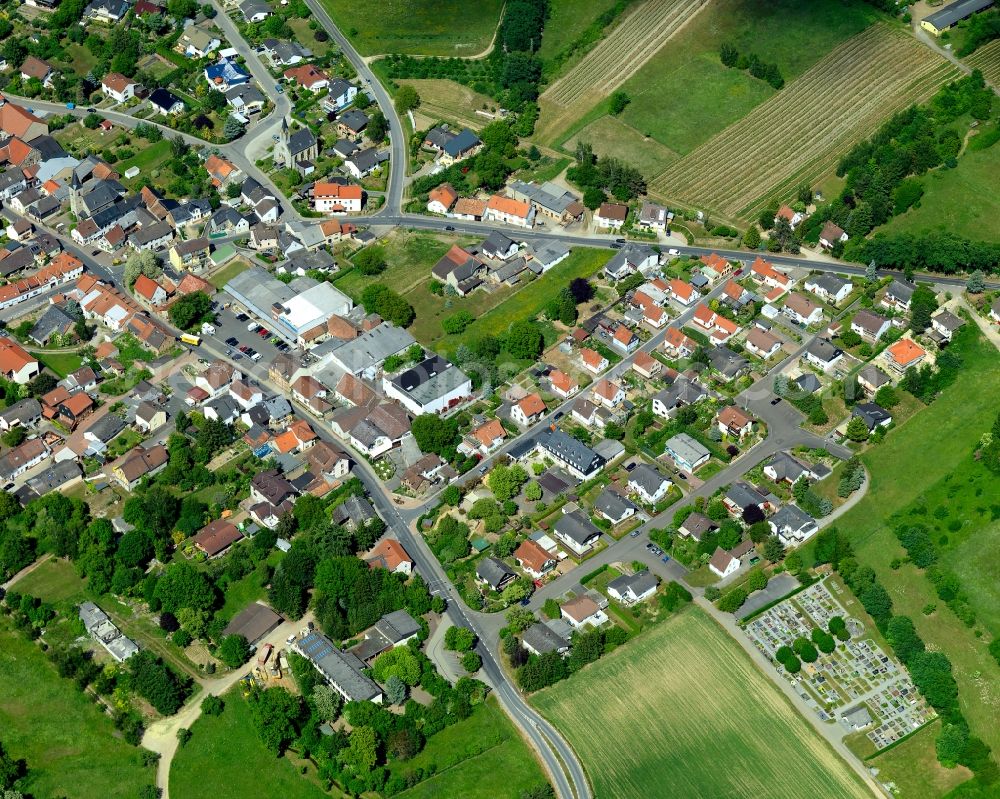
[
  {"x1": 743, "y1": 578, "x2": 936, "y2": 751},
  {"x1": 652, "y1": 24, "x2": 960, "y2": 221}
]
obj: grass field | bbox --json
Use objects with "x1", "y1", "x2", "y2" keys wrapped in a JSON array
[
  {"x1": 0, "y1": 620, "x2": 154, "y2": 799},
  {"x1": 653, "y1": 24, "x2": 960, "y2": 221},
  {"x1": 11, "y1": 558, "x2": 201, "y2": 683},
  {"x1": 433, "y1": 248, "x2": 611, "y2": 353},
  {"x1": 566, "y1": 115, "x2": 680, "y2": 177},
  {"x1": 537, "y1": 0, "x2": 621, "y2": 64},
  {"x1": 319, "y1": 0, "x2": 503, "y2": 56},
  {"x1": 864, "y1": 721, "x2": 971, "y2": 799},
  {"x1": 537, "y1": 0, "x2": 710, "y2": 143},
  {"x1": 10, "y1": 556, "x2": 86, "y2": 602},
  {"x1": 804, "y1": 324, "x2": 1000, "y2": 753},
  {"x1": 333, "y1": 230, "x2": 478, "y2": 302},
  {"x1": 533, "y1": 608, "x2": 873, "y2": 799},
  {"x1": 117, "y1": 140, "x2": 173, "y2": 193},
  {"x1": 400, "y1": 79, "x2": 495, "y2": 131},
  {"x1": 208, "y1": 258, "x2": 251, "y2": 289},
  {"x1": 171, "y1": 689, "x2": 330, "y2": 799},
  {"x1": 333, "y1": 233, "x2": 609, "y2": 353},
  {"x1": 882, "y1": 136, "x2": 1000, "y2": 242},
  {"x1": 31, "y1": 350, "x2": 84, "y2": 378},
  {"x1": 394, "y1": 698, "x2": 548, "y2": 798}
]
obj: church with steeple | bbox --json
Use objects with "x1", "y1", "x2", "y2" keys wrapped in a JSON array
[{"x1": 273, "y1": 116, "x2": 318, "y2": 177}]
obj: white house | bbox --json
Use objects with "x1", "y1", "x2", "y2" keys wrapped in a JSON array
[
  {"x1": 708, "y1": 547, "x2": 740, "y2": 578},
  {"x1": 606, "y1": 571, "x2": 657, "y2": 605},
  {"x1": 511, "y1": 393, "x2": 546, "y2": 426},
  {"x1": 805, "y1": 274, "x2": 853, "y2": 305},
  {"x1": 101, "y1": 72, "x2": 139, "y2": 103},
  {"x1": 783, "y1": 293, "x2": 824, "y2": 326},
  {"x1": 627, "y1": 464, "x2": 671, "y2": 505}
]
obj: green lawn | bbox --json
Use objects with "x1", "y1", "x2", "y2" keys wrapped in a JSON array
[
  {"x1": 0, "y1": 620, "x2": 155, "y2": 799},
  {"x1": 882, "y1": 135, "x2": 1000, "y2": 242},
  {"x1": 613, "y1": 0, "x2": 881, "y2": 157},
  {"x1": 804, "y1": 323, "x2": 1000, "y2": 753},
  {"x1": 217, "y1": 565, "x2": 273, "y2": 621},
  {"x1": 106, "y1": 428, "x2": 144, "y2": 460},
  {"x1": 532, "y1": 608, "x2": 872, "y2": 799},
  {"x1": 31, "y1": 351, "x2": 84, "y2": 378},
  {"x1": 208, "y1": 258, "x2": 251, "y2": 290},
  {"x1": 320, "y1": 0, "x2": 504, "y2": 56},
  {"x1": 393, "y1": 697, "x2": 548, "y2": 798},
  {"x1": 171, "y1": 689, "x2": 330, "y2": 799}
]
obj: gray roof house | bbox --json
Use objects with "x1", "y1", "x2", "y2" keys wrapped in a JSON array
[
  {"x1": 30, "y1": 305, "x2": 76, "y2": 345},
  {"x1": 553, "y1": 509, "x2": 602, "y2": 555},
  {"x1": 769, "y1": 504, "x2": 818, "y2": 545},
  {"x1": 0, "y1": 397, "x2": 42, "y2": 431},
  {"x1": 678, "y1": 511, "x2": 717, "y2": 541},
  {"x1": 803, "y1": 337, "x2": 844, "y2": 371},
  {"x1": 853, "y1": 402, "x2": 892, "y2": 431},
  {"x1": 607, "y1": 570, "x2": 658, "y2": 604},
  {"x1": 593, "y1": 488, "x2": 637, "y2": 524},
  {"x1": 382, "y1": 354, "x2": 472, "y2": 416},
  {"x1": 707, "y1": 346, "x2": 750, "y2": 380},
  {"x1": 476, "y1": 556, "x2": 517, "y2": 591},
  {"x1": 724, "y1": 481, "x2": 769, "y2": 514},
  {"x1": 664, "y1": 433, "x2": 710, "y2": 472},
  {"x1": 763, "y1": 451, "x2": 809, "y2": 484},
  {"x1": 521, "y1": 621, "x2": 570, "y2": 656},
  {"x1": 627, "y1": 463, "x2": 671, "y2": 504},
  {"x1": 331, "y1": 494, "x2": 378, "y2": 530}
]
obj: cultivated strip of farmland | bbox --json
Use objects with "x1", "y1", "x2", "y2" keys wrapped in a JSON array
[
  {"x1": 651, "y1": 25, "x2": 961, "y2": 221},
  {"x1": 535, "y1": 0, "x2": 709, "y2": 142},
  {"x1": 966, "y1": 39, "x2": 1000, "y2": 90},
  {"x1": 532, "y1": 609, "x2": 875, "y2": 799}
]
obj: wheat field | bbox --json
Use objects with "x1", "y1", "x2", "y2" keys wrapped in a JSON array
[{"x1": 532, "y1": 608, "x2": 876, "y2": 799}]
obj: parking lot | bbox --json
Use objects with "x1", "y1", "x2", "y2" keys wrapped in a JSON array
[{"x1": 211, "y1": 303, "x2": 299, "y2": 366}]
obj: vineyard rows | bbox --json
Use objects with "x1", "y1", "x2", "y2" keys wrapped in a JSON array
[
  {"x1": 967, "y1": 39, "x2": 1000, "y2": 89},
  {"x1": 650, "y1": 25, "x2": 961, "y2": 221},
  {"x1": 535, "y1": 0, "x2": 708, "y2": 142}
]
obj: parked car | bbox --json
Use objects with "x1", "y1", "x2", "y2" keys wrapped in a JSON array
[
  {"x1": 225, "y1": 337, "x2": 238, "y2": 346},
  {"x1": 630, "y1": 530, "x2": 640, "y2": 538}
]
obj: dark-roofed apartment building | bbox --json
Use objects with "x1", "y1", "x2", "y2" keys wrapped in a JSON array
[{"x1": 535, "y1": 428, "x2": 606, "y2": 480}]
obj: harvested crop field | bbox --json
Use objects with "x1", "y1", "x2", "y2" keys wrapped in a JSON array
[
  {"x1": 533, "y1": 608, "x2": 875, "y2": 799},
  {"x1": 652, "y1": 24, "x2": 960, "y2": 221},
  {"x1": 536, "y1": 0, "x2": 710, "y2": 143},
  {"x1": 966, "y1": 39, "x2": 1000, "y2": 88}
]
